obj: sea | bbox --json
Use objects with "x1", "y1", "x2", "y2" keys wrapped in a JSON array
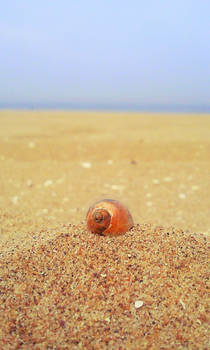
[{"x1": 0, "y1": 103, "x2": 210, "y2": 114}]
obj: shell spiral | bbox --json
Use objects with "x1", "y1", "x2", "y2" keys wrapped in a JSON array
[{"x1": 86, "y1": 199, "x2": 134, "y2": 236}]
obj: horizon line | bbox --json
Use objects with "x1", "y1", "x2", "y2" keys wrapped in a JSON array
[{"x1": 0, "y1": 102, "x2": 210, "y2": 114}]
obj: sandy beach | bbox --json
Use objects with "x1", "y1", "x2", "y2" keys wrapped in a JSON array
[{"x1": 0, "y1": 110, "x2": 209, "y2": 349}]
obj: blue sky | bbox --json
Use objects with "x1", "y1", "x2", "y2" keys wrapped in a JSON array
[{"x1": 0, "y1": 1, "x2": 210, "y2": 109}]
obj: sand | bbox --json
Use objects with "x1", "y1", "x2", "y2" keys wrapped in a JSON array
[{"x1": 0, "y1": 110, "x2": 209, "y2": 349}]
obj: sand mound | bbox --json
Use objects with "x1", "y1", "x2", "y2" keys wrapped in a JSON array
[{"x1": 0, "y1": 224, "x2": 209, "y2": 349}]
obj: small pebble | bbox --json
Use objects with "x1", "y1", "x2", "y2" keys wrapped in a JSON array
[
  {"x1": 130, "y1": 160, "x2": 137, "y2": 165},
  {"x1": 80, "y1": 162, "x2": 92, "y2": 169},
  {"x1": 152, "y1": 179, "x2": 160, "y2": 184},
  {"x1": 179, "y1": 193, "x2": 186, "y2": 199},
  {"x1": 163, "y1": 176, "x2": 172, "y2": 182},
  {"x1": 26, "y1": 179, "x2": 33, "y2": 187},
  {"x1": 44, "y1": 180, "x2": 53, "y2": 187},
  {"x1": 11, "y1": 196, "x2": 19, "y2": 205}
]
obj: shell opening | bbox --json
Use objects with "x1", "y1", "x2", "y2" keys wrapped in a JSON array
[{"x1": 92, "y1": 209, "x2": 111, "y2": 234}]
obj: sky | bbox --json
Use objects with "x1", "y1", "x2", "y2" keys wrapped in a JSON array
[{"x1": 0, "y1": 1, "x2": 210, "y2": 110}]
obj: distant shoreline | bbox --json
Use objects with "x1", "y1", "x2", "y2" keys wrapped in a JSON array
[{"x1": 0, "y1": 103, "x2": 210, "y2": 114}]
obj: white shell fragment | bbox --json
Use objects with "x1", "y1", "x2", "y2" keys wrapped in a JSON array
[
  {"x1": 135, "y1": 300, "x2": 144, "y2": 309},
  {"x1": 179, "y1": 299, "x2": 186, "y2": 309}
]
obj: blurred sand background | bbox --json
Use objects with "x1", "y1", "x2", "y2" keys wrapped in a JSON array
[{"x1": 0, "y1": 110, "x2": 210, "y2": 240}]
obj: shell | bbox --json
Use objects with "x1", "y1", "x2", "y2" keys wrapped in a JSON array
[{"x1": 86, "y1": 199, "x2": 134, "y2": 236}]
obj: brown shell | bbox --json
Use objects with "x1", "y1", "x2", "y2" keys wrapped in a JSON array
[{"x1": 86, "y1": 199, "x2": 134, "y2": 236}]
